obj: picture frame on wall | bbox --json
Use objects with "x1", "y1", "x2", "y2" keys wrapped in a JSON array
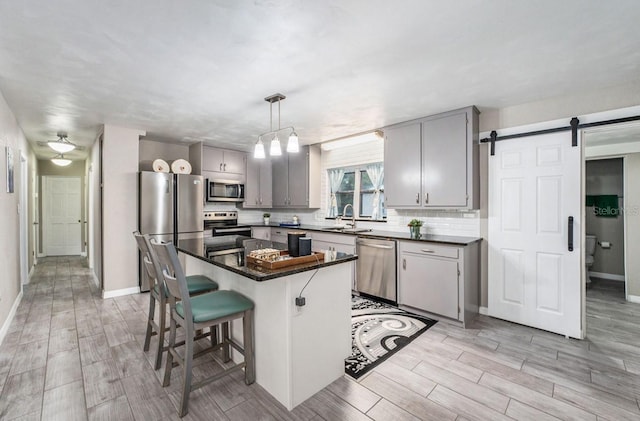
[{"x1": 6, "y1": 146, "x2": 14, "y2": 193}]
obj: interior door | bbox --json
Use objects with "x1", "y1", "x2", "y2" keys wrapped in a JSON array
[
  {"x1": 488, "y1": 131, "x2": 582, "y2": 338},
  {"x1": 45, "y1": 176, "x2": 82, "y2": 256}
]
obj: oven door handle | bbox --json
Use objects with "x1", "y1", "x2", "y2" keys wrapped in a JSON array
[{"x1": 213, "y1": 227, "x2": 251, "y2": 235}]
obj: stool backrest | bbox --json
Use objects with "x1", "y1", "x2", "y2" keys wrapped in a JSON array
[
  {"x1": 132, "y1": 232, "x2": 164, "y2": 293},
  {"x1": 150, "y1": 239, "x2": 193, "y2": 319}
]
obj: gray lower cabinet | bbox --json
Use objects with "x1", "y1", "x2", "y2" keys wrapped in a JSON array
[
  {"x1": 251, "y1": 227, "x2": 270, "y2": 240},
  {"x1": 384, "y1": 106, "x2": 479, "y2": 209},
  {"x1": 244, "y1": 156, "x2": 272, "y2": 208},
  {"x1": 398, "y1": 240, "x2": 479, "y2": 327},
  {"x1": 309, "y1": 232, "x2": 356, "y2": 289},
  {"x1": 271, "y1": 145, "x2": 321, "y2": 208}
]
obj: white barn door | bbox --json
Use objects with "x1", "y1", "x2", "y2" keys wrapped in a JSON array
[
  {"x1": 488, "y1": 131, "x2": 582, "y2": 338},
  {"x1": 44, "y1": 176, "x2": 82, "y2": 256}
]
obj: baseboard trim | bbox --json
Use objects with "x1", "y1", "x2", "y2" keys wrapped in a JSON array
[
  {"x1": 479, "y1": 306, "x2": 488, "y2": 316},
  {"x1": 0, "y1": 291, "x2": 23, "y2": 346},
  {"x1": 627, "y1": 295, "x2": 640, "y2": 304},
  {"x1": 589, "y1": 271, "x2": 625, "y2": 282},
  {"x1": 102, "y1": 286, "x2": 140, "y2": 299},
  {"x1": 91, "y1": 271, "x2": 100, "y2": 290}
]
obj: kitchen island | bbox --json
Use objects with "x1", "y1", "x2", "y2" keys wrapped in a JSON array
[{"x1": 176, "y1": 238, "x2": 357, "y2": 410}]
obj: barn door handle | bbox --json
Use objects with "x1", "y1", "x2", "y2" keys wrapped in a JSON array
[{"x1": 568, "y1": 216, "x2": 574, "y2": 252}]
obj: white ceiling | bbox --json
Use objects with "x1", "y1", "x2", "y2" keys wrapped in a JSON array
[{"x1": 1, "y1": 1, "x2": 639, "y2": 160}]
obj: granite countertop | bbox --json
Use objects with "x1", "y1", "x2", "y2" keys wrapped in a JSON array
[
  {"x1": 176, "y1": 238, "x2": 357, "y2": 282},
  {"x1": 246, "y1": 223, "x2": 481, "y2": 246}
]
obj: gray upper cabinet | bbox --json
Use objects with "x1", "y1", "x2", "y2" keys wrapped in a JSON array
[
  {"x1": 244, "y1": 155, "x2": 272, "y2": 208},
  {"x1": 271, "y1": 145, "x2": 321, "y2": 208},
  {"x1": 384, "y1": 106, "x2": 479, "y2": 209},
  {"x1": 202, "y1": 146, "x2": 246, "y2": 179},
  {"x1": 384, "y1": 123, "x2": 422, "y2": 207}
]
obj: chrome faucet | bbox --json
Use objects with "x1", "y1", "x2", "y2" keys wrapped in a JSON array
[{"x1": 342, "y1": 204, "x2": 356, "y2": 229}]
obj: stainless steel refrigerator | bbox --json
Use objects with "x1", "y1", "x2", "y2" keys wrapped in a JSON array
[{"x1": 138, "y1": 171, "x2": 204, "y2": 291}]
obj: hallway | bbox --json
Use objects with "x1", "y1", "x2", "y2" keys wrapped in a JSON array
[{"x1": 2, "y1": 257, "x2": 640, "y2": 420}]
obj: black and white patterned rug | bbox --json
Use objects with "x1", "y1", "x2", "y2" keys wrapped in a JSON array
[{"x1": 345, "y1": 296, "x2": 437, "y2": 379}]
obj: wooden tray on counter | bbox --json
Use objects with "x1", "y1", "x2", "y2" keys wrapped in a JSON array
[{"x1": 246, "y1": 251, "x2": 324, "y2": 270}]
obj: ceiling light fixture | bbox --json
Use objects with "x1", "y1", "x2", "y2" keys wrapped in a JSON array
[
  {"x1": 320, "y1": 130, "x2": 384, "y2": 151},
  {"x1": 51, "y1": 154, "x2": 72, "y2": 166},
  {"x1": 254, "y1": 93, "x2": 299, "y2": 158},
  {"x1": 48, "y1": 133, "x2": 76, "y2": 153}
]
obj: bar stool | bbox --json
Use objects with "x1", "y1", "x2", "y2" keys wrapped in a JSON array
[
  {"x1": 150, "y1": 238, "x2": 255, "y2": 418},
  {"x1": 133, "y1": 232, "x2": 219, "y2": 370}
]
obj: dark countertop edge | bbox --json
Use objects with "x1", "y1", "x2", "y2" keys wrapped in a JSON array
[
  {"x1": 244, "y1": 223, "x2": 482, "y2": 246},
  {"x1": 177, "y1": 246, "x2": 358, "y2": 282}
]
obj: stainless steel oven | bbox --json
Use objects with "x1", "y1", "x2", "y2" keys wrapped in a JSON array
[
  {"x1": 203, "y1": 211, "x2": 252, "y2": 257},
  {"x1": 205, "y1": 179, "x2": 245, "y2": 202}
]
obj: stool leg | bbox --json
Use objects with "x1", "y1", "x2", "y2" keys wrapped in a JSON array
[
  {"x1": 210, "y1": 325, "x2": 218, "y2": 346},
  {"x1": 154, "y1": 299, "x2": 167, "y2": 370},
  {"x1": 162, "y1": 315, "x2": 177, "y2": 388},
  {"x1": 179, "y1": 323, "x2": 195, "y2": 417},
  {"x1": 243, "y1": 309, "x2": 255, "y2": 385},
  {"x1": 143, "y1": 293, "x2": 156, "y2": 352},
  {"x1": 221, "y1": 322, "x2": 230, "y2": 362}
]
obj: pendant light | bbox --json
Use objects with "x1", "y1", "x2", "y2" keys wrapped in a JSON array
[
  {"x1": 48, "y1": 134, "x2": 76, "y2": 153},
  {"x1": 254, "y1": 136, "x2": 265, "y2": 159},
  {"x1": 254, "y1": 93, "x2": 299, "y2": 158},
  {"x1": 51, "y1": 154, "x2": 72, "y2": 166}
]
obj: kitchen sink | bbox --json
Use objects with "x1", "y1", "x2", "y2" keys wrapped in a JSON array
[{"x1": 321, "y1": 227, "x2": 373, "y2": 233}]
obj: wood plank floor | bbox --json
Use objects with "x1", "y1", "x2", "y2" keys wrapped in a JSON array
[{"x1": 1, "y1": 258, "x2": 639, "y2": 420}]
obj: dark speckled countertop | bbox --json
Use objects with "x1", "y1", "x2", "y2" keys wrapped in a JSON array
[
  {"x1": 247, "y1": 223, "x2": 481, "y2": 246},
  {"x1": 176, "y1": 238, "x2": 357, "y2": 282}
]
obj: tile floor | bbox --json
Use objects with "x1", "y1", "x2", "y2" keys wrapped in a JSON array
[{"x1": 1, "y1": 258, "x2": 639, "y2": 420}]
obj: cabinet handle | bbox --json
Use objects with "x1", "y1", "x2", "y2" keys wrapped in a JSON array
[
  {"x1": 421, "y1": 249, "x2": 435, "y2": 253},
  {"x1": 425, "y1": 193, "x2": 429, "y2": 204},
  {"x1": 223, "y1": 163, "x2": 227, "y2": 171},
  {"x1": 402, "y1": 258, "x2": 406, "y2": 270},
  {"x1": 255, "y1": 198, "x2": 258, "y2": 205},
  {"x1": 415, "y1": 193, "x2": 419, "y2": 204},
  {"x1": 219, "y1": 163, "x2": 223, "y2": 171}
]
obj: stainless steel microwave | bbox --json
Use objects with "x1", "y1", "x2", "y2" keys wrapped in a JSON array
[{"x1": 205, "y1": 179, "x2": 245, "y2": 202}]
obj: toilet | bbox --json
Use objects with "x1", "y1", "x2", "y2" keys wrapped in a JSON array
[{"x1": 585, "y1": 234, "x2": 597, "y2": 284}]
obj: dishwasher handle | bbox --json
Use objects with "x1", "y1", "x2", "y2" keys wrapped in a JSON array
[{"x1": 357, "y1": 241, "x2": 394, "y2": 250}]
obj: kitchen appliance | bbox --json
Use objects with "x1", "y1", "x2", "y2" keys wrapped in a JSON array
[
  {"x1": 138, "y1": 171, "x2": 204, "y2": 291},
  {"x1": 203, "y1": 211, "x2": 252, "y2": 257},
  {"x1": 287, "y1": 231, "x2": 307, "y2": 257},
  {"x1": 355, "y1": 237, "x2": 397, "y2": 302},
  {"x1": 205, "y1": 179, "x2": 245, "y2": 202}
]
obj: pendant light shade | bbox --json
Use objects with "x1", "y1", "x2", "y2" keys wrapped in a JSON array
[
  {"x1": 254, "y1": 137, "x2": 265, "y2": 159},
  {"x1": 286, "y1": 131, "x2": 299, "y2": 153},
  {"x1": 48, "y1": 134, "x2": 76, "y2": 153},
  {"x1": 254, "y1": 93, "x2": 299, "y2": 158},
  {"x1": 270, "y1": 134, "x2": 282, "y2": 156},
  {"x1": 51, "y1": 154, "x2": 72, "y2": 166}
]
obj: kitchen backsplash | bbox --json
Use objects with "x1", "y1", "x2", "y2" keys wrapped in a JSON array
[{"x1": 205, "y1": 203, "x2": 480, "y2": 238}]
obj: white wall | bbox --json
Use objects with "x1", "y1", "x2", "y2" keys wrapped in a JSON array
[
  {"x1": 102, "y1": 125, "x2": 144, "y2": 295},
  {"x1": 0, "y1": 89, "x2": 36, "y2": 342}
]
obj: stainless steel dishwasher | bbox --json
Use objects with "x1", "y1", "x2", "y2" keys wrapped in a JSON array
[{"x1": 355, "y1": 237, "x2": 397, "y2": 302}]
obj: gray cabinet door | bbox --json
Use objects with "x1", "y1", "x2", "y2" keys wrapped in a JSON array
[
  {"x1": 202, "y1": 146, "x2": 224, "y2": 172},
  {"x1": 259, "y1": 157, "x2": 273, "y2": 207},
  {"x1": 399, "y1": 253, "x2": 459, "y2": 320},
  {"x1": 223, "y1": 149, "x2": 246, "y2": 174},
  {"x1": 287, "y1": 146, "x2": 309, "y2": 207},
  {"x1": 384, "y1": 123, "x2": 422, "y2": 208},
  {"x1": 271, "y1": 154, "x2": 288, "y2": 207},
  {"x1": 422, "y1": 112, "x2": 468, "y2": 207},
  {"x1": 244, "y1": 156, "x2": 261, "y2": 208}
]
